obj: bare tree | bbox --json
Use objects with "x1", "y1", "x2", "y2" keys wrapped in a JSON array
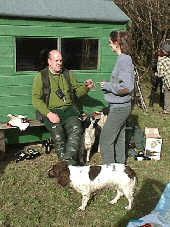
[{"x1": 114, "y1": 0, "x2": 170, "y2": 74}]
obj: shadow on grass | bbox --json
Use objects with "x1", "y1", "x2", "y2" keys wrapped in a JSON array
[
  {"x1": 0, "y1": 142, "x2": 44, "y2": 175},
  {"x1": 0, "y1": 143, "x2": 26, "y2": 175},
  {"x1": 127, "y1": 114, "x2": 139, "y2": 127},
  {"x1": 116, "y1": 178, "x2": 166, "y2": 227}
]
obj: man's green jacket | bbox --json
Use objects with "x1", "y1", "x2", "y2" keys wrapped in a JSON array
[{"x1": 32, "y1": 69, "x2": 89, "y2": 116}]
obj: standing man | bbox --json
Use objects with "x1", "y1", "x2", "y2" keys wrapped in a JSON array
[
  {"x1": 32, "y1": 50, "x2": 94, "y2": 165},
  {"x1": 157, "y1": 43, "x2": 170, "y2": 114}
]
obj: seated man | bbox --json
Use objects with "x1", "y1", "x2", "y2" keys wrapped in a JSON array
[{"x1": 32, "y1": 49, "x2": 94, "y2": 165}]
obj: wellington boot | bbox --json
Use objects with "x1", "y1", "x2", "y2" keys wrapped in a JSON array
[{"x1": 50, "y1": 124, "x2": 66, "y2": 160}]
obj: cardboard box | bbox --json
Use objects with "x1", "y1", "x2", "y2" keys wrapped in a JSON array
[
  {"x1": 145, "y1": 127, "x2": 161, "y2": 138},
  {"x1": 144, "y1": 128, "x2": 162, "y2": 160}
]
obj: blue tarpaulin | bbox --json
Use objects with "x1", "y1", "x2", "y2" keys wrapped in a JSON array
[{"x1": 127, "y1": 181, "x2": 170, "y2": 227}]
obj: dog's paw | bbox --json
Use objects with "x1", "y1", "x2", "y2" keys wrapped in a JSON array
[
  {"x1": 125, "y1": 205, "x2": 132, "y2": 210},
  {"x1": 78, "y1": 206, "x2": 86, "y2": 211},
  {"x1": 108, "y1": 200, "x2": 117, "y2": 205}
]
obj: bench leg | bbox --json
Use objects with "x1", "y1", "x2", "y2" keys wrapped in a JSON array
[{"x1": 0, "y1": 130, "x2": 5, "y2": 160}]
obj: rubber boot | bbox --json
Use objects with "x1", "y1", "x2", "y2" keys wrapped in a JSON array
[
  {"x1": 64, "y1": 117, "x2": 83, "y2": 165},
  {"x1": 50, "y1": 124, "x2": 66, "y2": 160}
]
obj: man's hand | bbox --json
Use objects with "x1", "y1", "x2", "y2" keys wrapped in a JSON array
[
  {"x1": 47, "y1": 112, "x2": 60, "y2": 123},
  {"x1": 84, "y1": 79, "x2": 94, "y2": 88}
]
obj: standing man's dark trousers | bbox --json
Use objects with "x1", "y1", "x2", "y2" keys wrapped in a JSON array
[{"x1": 42, "y1": 106, "x2": 83, "y2": 165}]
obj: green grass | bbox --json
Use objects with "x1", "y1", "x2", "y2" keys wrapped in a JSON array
[{"x1": 1, "y1": 80, "x2": 170, "y2": 227}]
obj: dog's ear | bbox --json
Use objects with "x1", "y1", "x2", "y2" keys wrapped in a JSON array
[
  {"x1": 57, "y1": 170, "x2": 70, "y2": 187},
  {"x1": 51, "y1": 161, "x2": 71, "y2": 187},
  {"x1": 57, "y1": 162, "x2": 70, "y2": 186},
  {"x1": 125, "y1": 166, "x2": 136, "y2": 179},
  {"x1": 48, "y1": 164, "x2": 58, "y2": 178}
]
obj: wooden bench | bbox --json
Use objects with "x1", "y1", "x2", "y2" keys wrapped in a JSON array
[{"x1": 0, "y1": 120, "x2": 46, "y2": 159}]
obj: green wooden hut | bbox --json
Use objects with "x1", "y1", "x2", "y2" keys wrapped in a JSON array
[{"x1": 0, "y1": 0, "x2": 129, "y2": 145}]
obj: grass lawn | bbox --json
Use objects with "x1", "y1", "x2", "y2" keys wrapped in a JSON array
[{"x1": 0, "y1": 80, "x2": 170, "y2": 227}]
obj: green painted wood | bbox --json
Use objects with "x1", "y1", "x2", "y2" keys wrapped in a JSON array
[
  {"x1": 101, "y1": 55, "x2": 117, "y2": 72},
  {"x1": 0, "y1": 75, "x2": 34, "y2": 86},
  {"x1": 0, "y1": 95, "x2": 32, "y2": 106},
  {"x1": 0, "y1": 106, "x2": 36, "y2": 123},
  {"x1": 101, "y1": 44, "x2": 116, "y2": 56},
  {"x1": 0, "y1": 25, "x2": 105, "y2": 37},
  {"x1": 0, "y1": 17, "x2": 127, "y2": 144},
  {"x1": 0, "y1": 66, "x2": 14, "y2": 74},
  {"x1": 5, "y1": 127, "x2": 50, "y2": 144},
  {"x1": 0, "y1": 110, "x2": 35, "y2": 119},
  {"x1": 0, "y1": 17, "x2": 126, "y2": 29},
  {"x1": 0, "y1": 85, "x2": 32, "y2": 96},
  {"x1": 0, "y1": 46, "x2": 13, "y2": 57},
  {"x1": 73, "y1": 72, "x2": 111, "y2": 84},
  {"x1": 0, "y1": 57, "x2": 13, "y2": 65},
  {"x1": 0, "y1": 36, "x2": 13, "y2": 46},
  {"x1": 78, "y1": 93, "x2": 107, "y2": 113},
  {"x1": 0, "y1": 114, "x2": 34, "y2": 121},
  {"x1": 0, "y1": 23, "x2": 125, "y2": 39},
  {"x1": 0, "y1": 105, "x2": 35, "y2": 115}
]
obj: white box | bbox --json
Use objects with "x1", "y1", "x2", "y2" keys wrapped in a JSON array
[{"x1": 144, "y1": 128, "x2": 162, "y2": 160}]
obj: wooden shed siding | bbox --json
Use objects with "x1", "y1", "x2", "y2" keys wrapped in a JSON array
[
  {"x1": 0, "y1": 106, "x2": 35, "y2": 121},
  {"x1": 5, "y1": 127, "x2": 49, "y2": 144},
  {"x1": 0, "y1": 85, "x2": 32, "y2": 96},
  {"x1": 0, "y1": 74, "x2": 34, "y2": 86},
  {"x1": 0, "y1": 17, "x2": 124, "y2": 29},
  {"x1": 0, "y1": 95, "x2": 31, "y2": 106},
  {"x1": 0, "y1": 46, "x2": 13, "y2": 56},
  {"x1": 0, "y1": 19, "x2": 126, "y2": 120},
  {"x1": 0, "y1": 36, "x2": 13, "y2": 45},
  {"x1": 0, "y1": 17, "x2": 126, "y2": 144}
]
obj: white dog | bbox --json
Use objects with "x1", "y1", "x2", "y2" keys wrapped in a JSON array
[
  {"x1": 83, "y1": 116, "x2": 96, "y2": 162},
  {"x1": 83, "y1": 112, "x2": 108, "y2": 162},
  {"x1": 97, "y1": 112, "x2": 107, "y2": 129},
  {"x1": 48, "y1": 161, "x2": 136, "y2": 211},
  {"x1": 95, "y1": 112, "x2": 107, "y2": 153}
]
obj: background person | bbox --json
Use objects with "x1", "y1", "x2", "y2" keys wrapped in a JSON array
[
  {"x1": 99, "y1": 30, "x2": 134, "y2": 164},
  {"x1": 32, "y1": 50, "x2": 94, "y2": 165},
  {"x1": 157, "y1": 42, "x2": 170, "y2": 114},
  {"x1": 149, "y1": 57, "x2": 164, "y2": 108}
]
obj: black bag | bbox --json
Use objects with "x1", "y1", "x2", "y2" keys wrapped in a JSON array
[{"x1": 36, "y1": 67, "x2": 50, "y2": 121}]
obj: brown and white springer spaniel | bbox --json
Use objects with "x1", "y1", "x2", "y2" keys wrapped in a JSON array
[{"x1": 48, "y1": 161, "x2": 136, "y2": 211}]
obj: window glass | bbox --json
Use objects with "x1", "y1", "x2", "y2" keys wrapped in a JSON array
[
  {"x1": 61, "y1": 38, "x2": 99, "y2": 70},
  {"x1": 16, "y1": 37, "x2": 99, "y2": 71},
  {"x1": 16, "y1": 38, "x2": 58, "y2": 71}
]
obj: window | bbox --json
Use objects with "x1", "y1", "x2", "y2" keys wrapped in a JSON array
[
  {"x1": 16, "y1": 37, "x2": 99, "y2": 71},
  {"x1": 16, "y1": 37, "x2": 58, "y2": 71},
  {"x1": 61, "y1": 38, "x2": 99, "y2": 70}
]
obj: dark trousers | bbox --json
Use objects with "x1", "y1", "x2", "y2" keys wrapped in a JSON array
[
  {"x1": 149, "y1": 76, "x2": 164, "y2": 108},
  {"x1": 99, "y1": 107, "x2": 131, "y2": 164},
  {"x1": 42, "y1": 106, "x2": 83, "y2": 165}
]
